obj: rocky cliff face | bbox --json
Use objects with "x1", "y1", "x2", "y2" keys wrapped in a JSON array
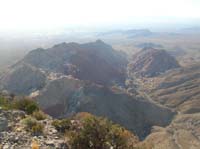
[
  {"x1": 0, "y1": 109, "x2": 71, "y2": 148},
  {"x1": 128, "y1": 48, "x2": 180, "y2": 77}
]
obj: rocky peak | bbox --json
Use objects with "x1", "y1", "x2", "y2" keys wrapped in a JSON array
[{"x1": 95, "y1": 39, "x2": 104, "y2": 43}]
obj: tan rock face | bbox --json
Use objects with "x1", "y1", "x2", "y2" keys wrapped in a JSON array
[
  {"x1": 148, "y1": 63, "x2": 200, "y2": 114},
  {"x1": 126, "y1": 61, "x2": 200, "y2": 148},
  {"x1": 144, "y1": 113, "x2": 200, "y2": 149}
]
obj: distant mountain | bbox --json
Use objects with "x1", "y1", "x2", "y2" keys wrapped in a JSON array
[
  {"x1": 98, "y1": 29, "x2": 154, "y2": 38},
  {"x1": 124, "y1": 29, "x2": 153, "y2": 38},
  {"x1": 179, "y1": 27, "x2": 200, "y2": 34},
  {"x1": 136, "y1": 42, "x2": 163, "y2": 49},
  {"x1": 128, "y1": 48, "x2": 180, "y2": 77}
]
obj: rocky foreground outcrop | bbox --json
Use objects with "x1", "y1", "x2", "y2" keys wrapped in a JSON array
[
  {"x1": 0, "y1": 108, "x2": 142, "y2": 149},
  {"x1": 128, "y1": 48, "x2": 180, "y2": 77},
  {"x1": 0, "y1": 109, "x2": 68, "y2": 149}
]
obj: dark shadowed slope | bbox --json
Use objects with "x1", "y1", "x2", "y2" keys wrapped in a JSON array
[{"x1": 36, "y1": 77, "x2": 175, "y2": 139}]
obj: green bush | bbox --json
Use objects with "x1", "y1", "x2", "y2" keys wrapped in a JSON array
[
  {"x1": 52, "y1": 119, "x2": 71, "y2": 133},
  {"x1": 69, "y1": 115, "x2": 139, "y2": 149},
  {"x1": 13, "y1": 98, "x2": 39, "y2": 114},
  {"x1": 22, "y1": 116, "x2": 37, "y2": 129},
  {"x1": 0, "y1": 96, "x2": 40, "y2": 114},
  {"x1": 22, "y1": 116, "x2": 44, "y2": 136},
  {"x1": 32, "y1": 110, "x2": 47, "y2": 120},
  {"x1": 0, "y1": 97, "x2": 11, "y2": 109},
  {"x1": 31, "y1": 123, "x2": 44, "y2": 136}
]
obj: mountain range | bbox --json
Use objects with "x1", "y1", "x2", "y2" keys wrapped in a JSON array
[{"x1": 0, "y1": 40, "x2": 199, "y2": 148}]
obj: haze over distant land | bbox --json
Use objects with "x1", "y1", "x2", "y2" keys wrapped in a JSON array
[
  {"x1": 0, "y1": 0, "x2": 200, "y2": 89},
  {"x1": 0, "y1": 0, "x2": 200, "y2": 51},
  {"x1": 0, "y1": 0, "x2": 200, "y2": 31}
]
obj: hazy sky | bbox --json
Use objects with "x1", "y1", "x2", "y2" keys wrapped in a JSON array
[{"x1": 0, "y1": 0, "x2": 200, "y2": 31}]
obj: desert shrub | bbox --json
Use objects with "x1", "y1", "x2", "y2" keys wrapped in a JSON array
[
  {"x1": 13, "y1": 98, "x2": 39, "y2": 114},
  {"x1": 73, "y1": 112, "x2": 93, "y2": 121},
  {"x1": 0, "y1": 97, "x2": 8, "y2": 105},
  {"x1": 31, "y1": 123, "x2": 44, "y2": 136},
  {"x1": 69, "y1": 115, "x2": 139, "y2": 149},
  {"x1": 107, "y1": 125, "x2": 128, "y2": 148},
  {"x1": 108, "y1": 124, "x2": 139, "y2": 149},
  {"x1": 0, "y1": 97, "x2": 10, "y2": 109},
  {"x1": 69, "y1": 116, "x2": 110, "y2": 149},
  {"x1": 22, "y1": 116, "x2": 37, "y2": 129},
  {"x1": 26, "y1": 103, "x2": 39, "y2": 114},
  {"x1": 0, "y1": 96, "x2": 40, "y2": 114},
  {"x1": 22, "y1": 116, "x2": 44, "y2": 136},
  {"x1": 32, "y1": 110, "x2": 47, "y2": 120},
  {"x1": 52, "y1": 119, "x2": 71, "y2": 133}
]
